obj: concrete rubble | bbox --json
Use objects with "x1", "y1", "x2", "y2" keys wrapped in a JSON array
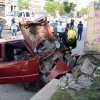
[
  {"x1": 93, "y1": 66, "x2": 100, "y2": 77},
  {"x1": 80, "y1": 58, "x2": 96, "y2": 76},
  {"x1": 35, "y1": 36, "x2": 100, "y2": 94},
  {"x1": 77, "y1": 75, "x2": 93, "y2": 88},
  {"x1": 58, "y1": 54, "x2": 100, "y2": 92}
]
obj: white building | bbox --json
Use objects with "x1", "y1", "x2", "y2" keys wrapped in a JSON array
[
  {"x1": 5, "y1": 0, "x2": 18, "y2": 16},
  {"x1": 30, "y1": 0, "x2": 45, "y2": 14},
  {"x1": 0, "y1": 0, "x2": 5, "y2": 16}
]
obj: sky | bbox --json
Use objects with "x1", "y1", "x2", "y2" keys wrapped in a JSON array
[{"x1": 76, "y1": 0, "x2": 91, "y2": 11}]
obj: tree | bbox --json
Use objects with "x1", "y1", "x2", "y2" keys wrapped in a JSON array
[
  {"x1": 63, "y1": 2, "x2": 76, "y2": 13},
  {"x1": 44, "y1": 1, "x2": 60, "y2": 15},
  {"x1": 17, "y1": 0, "x2": 30, "y2": 10},
  {"x1": 79, "y1": 8, "x2": 89, "y2": 16},
  {"x1": 44, "y1": 1, "x2": 76, "y2": 15},
  {"x1": 47, "y1": 0, "x2": 54, "y2": 1},
  {"x1": 58, "y1": 3, "x2": 65, "y2": 15},
  {"x1": 44, "y1": 1, "x2": 66, "y2": 15}
]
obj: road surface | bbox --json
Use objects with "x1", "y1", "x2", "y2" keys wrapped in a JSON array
[
  {"x1": 72, "y1": 24, "x2": 86, "y2": 55},
  {"x1": 0, "y1": 84, "x2": 35, "y2": 100}
]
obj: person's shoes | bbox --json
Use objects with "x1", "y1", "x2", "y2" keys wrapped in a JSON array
[{"x1": 12, "y1": 36, "x2": 16, "y2": 39}]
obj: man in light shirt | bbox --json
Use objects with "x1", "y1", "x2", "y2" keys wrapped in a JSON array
[
  {"x1": 57, "y1": 21, "x2": 65, "y2": 49},
  {"x1": 57, "y1": 21, "x2": 65, "y2": 39},
  {"x1": 11, "y1": 18, "x2": 17, "y2": 36}
]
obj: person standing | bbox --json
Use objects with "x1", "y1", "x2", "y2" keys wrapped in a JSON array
[
  {"x1": 0, "y1": 23, "x2": 3, "y2": 38},
  {"x1": 77, "y1": 21, "x2": 83, "y2": 41},
  {"x1": 70, "y1": 19, "x2": 74, "y2": 29},
  {"x1": 67, "y1": 26, "x2": 77, "y2": 49},
  {"x1": 65, "y1": 23, "x2": 70, "y2": 33},
  {"x1": 64, "y1": 23, "x2": 70, "y2": 47},
  {"x1": 57, "y1": 21, "x2": 65, "y2": 40},
  {"x1": 53, "y1": 21, "x2": 58, "y2": 34},
  {"x1": 11, "y1": 18, "x2": 17, "y2": 36},
  {"x1": 56, "y1": 21, "x2": 65, "y2": 49}
]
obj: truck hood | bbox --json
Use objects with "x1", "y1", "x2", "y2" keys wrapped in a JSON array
[{"x1": 19, "y1": 17, "x2": 49, "y2": 55}]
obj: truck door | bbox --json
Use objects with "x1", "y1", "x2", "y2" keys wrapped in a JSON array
[{"x1": 0, "y1": 40, "x2": 39, "y2": 84}]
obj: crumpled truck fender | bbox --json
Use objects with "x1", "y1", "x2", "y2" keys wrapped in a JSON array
[{"x1": 48, "y1": 61, "x2": 70, "y2": 80}]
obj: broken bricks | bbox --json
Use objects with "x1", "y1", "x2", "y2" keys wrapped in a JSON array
[
  {"x1": 77, "y1": 75, "x2": 93, "y2": 88},
  {"x1": 80, "y1": 58, "x2": 97, "y2": 76},
  {"x1": 58, "y1": 55, "x2": 99, "y2": 92},
  {"x1": 58, "y1": 73, "x2": 75, "y2": 89},
  {"x1": 66, "y1": 75, "x2": 93, "y2": 91}
]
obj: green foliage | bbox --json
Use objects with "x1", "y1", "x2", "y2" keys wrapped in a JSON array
[
  {"x1": 63, "y1": 2, "x2": 76, "y2": 13},
  {"x1": 50, "y1": 89, "x2": 73, "y2": 100},
  {"x1": 79, "y1": 8, "x2": 89, "y2": 16},
  {"x1": 17, "y1": 0, "x2": 30, "y2": 10},
  {"x1": 58, "y1": 3, "x2": 65, "y2": 15},
  {"x1": 44, "y1": 1, "x2": 75, "y2": 15},
  {"x1": 50, "y1": 76, "x2": 100, "y2": 100},
  {"x1": 44, "y1": 1, "x2": 59, "y2": 15},
  {"x1": 47, "y1": 0, "x2": 54, "y2": 1}
]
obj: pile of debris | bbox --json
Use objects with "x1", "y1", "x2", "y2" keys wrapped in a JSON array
[{"x1": 58, "y1": 54, "x2": 100, "y2": 91}]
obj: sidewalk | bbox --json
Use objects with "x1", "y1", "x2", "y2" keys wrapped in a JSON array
[
  {"x1": 72, "y1": 26, "x2": 86, "y2": 55},
  {"x1": 30, "y1": 79, "x2": 59, "y2": 100},
  {"x1": 1, "y1": 29, "x2": 23, "y2": 40}
]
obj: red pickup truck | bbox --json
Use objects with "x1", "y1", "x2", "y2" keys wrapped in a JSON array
[{"x1": 0, "y1": 17, "x2": 70, "y2": 89}]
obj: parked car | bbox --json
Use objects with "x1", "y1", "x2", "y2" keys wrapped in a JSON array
[
  {"x1": 0, "y1": 38, "x2": 39, "y2": 83},
  {"x1": 18, "y1": 10, "x2": 33, "y2": 22}
]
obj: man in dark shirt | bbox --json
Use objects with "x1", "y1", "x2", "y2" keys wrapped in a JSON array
[
  {"x1": 70, "y1": 19, "x2": 74, "y2": 29},
  {"x1": 77, "y1": 21, "x2": 83, "y2": 41}
]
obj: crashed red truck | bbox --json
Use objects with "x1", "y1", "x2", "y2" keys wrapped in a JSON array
[{"x1": 0, "y1": 17, "x2": 76, "y2": 89}]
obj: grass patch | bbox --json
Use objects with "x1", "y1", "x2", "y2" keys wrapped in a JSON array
[
  {"x1": 50, "y1": 88, "x2": 100, "y2": 100},
  {"x1": 50, "y1": 88, "x2": 73, "y2": 100},
  {"x1": 50, "y1": 77, "x2": 100, "y2": 100}
]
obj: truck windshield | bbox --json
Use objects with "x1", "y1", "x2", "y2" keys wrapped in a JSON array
[{"x1": 18, "y1": 12, "x2": 30, "y2": 17}]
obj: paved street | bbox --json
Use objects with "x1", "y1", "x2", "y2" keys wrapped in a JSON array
[
  {"x1": 2, "y1": 29, "x2": 23, "y2": 39},
  {"x1": 72, "y1": 25, "x2": 86, "y2": 55},
  {"x1": 0, "y1": 84, "x2": 34, "y2": 100}
]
